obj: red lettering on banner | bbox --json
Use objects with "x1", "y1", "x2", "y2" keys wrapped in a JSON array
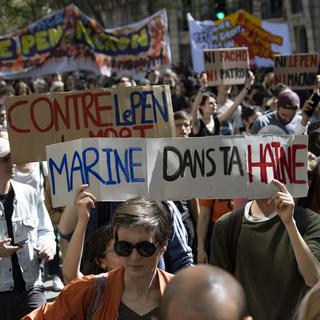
[
  {"x1": 53, "y1": 98, "x2": 71, "y2": 131},
  {"x1": 7, "y1": 100, "x2": 30, "y2": 133},
  {"x1": 247, "y1": 143, "x2": 307, "y2": 184},
  {"x1": 274, "y1": 73, "x2": 286, "y2": 84},
  {"x1": 292, "y1": 144, "x2": 307, "y2": 183},
  {"x1": 93, "y1": 92, "x2": 113, "y2": 126},
  {"x1": 288, "y1": 54, "x2": 318, "y2": 68},
  {"x1": 206, "y1": 70, "x2": 217, "y2": 82},
  {"x1": 30, "y1": 97, "x2": 54, "y2": 132},
  {"x1": 89, "y1": 124, "x2": 154, "y2": 138},
  {"x1": 288, "y1": 55, "x2": 298, "y2": 68},
  {"x1": 80, "y1": 92, "x2": 113, "y2": 128},
  {"x1": 220, "y1": 50, "x2": 247, "y2": 62},
  {"x1": 66, "y1": 94, "x2": 81, "y2": 130},
  {"x1": 132, "y1": 124, "x2": 153, "y2": 137},
  {"x1": 80, "y1": 92, "x2": 95, "y2": 128}
]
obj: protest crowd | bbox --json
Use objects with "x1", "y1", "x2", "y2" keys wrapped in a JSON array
[{"x1": 0, "y1": 6, "x2": 320, "y2": 320}]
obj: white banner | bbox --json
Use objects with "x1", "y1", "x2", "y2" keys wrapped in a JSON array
[
  {"x1": 204, "y1": 47, "x2": 250, "y2": 86},
  {"x1": 188, "y1": 10, "x2": 292, "y2": 73},
  {"x1": 47, "y1": 135, "x2": 308, "y2": 207},
  {"x1": 274, "y1": 53, "x2": 319, "y2": 90}
]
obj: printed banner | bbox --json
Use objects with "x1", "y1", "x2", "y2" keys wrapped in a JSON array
[
  {"x1": 274, "y1": 53, "x2": 319, "y2": 90},
  {"x1": 6, "y1": 85, "x2": 174, "y2": 163},
  {"x1": 0, "y1": 5, "x2": 171, "y2": 79},
  {"x1": 204, "y1": 47, "x2": 250, "y2": 86},
  {"x1": 188, "y1": 10, "x2": 292, "y2": 72},
  {"x1": 46, "y1": 135, "x2": 308, "y2": 207}
]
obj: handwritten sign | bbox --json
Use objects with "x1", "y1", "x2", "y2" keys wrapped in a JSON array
[
  {"x1": 274, "y1": 53, "x2": 319, "y2": 89},
  {"x1": 47, "y1": 135, "x2": 308, "y2": 207},
  {"x1": 188, "y1": 10, "x2": 291, "y2": 72},
  {"x1": 6, "y1": 85, "x2": 174, "y2": 163},
  {"x1": 204, "y1": 47, "x2": 250, "y2": 86}
]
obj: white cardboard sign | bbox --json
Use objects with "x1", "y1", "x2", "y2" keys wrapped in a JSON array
[
  {"x1": 203, "y1": 47, "x2": 250, "y2": 86},
  {"x1": 47, "y1": 135, "x2": 308, "y2": 207}
]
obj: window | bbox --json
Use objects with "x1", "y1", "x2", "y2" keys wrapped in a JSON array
[
  {"x1": 294, "y1": 26, "x2": 308, "y2": 53},
  {"x1": 291, "y1": 0, "x2": 303, "y2": 14},
  {"x1": 261, "y1": 0, "x2": 283, "y2": 19}
]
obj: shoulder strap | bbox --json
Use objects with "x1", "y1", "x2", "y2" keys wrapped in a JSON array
[
  {"x1": 226, "y1": 208, "x2": 244, "y2": 274},
  {"x1": 86, "y1": 273, "x2": 108, "y2": 320}
]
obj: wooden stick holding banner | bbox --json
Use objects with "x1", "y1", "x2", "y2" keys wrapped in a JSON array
[
  {"x1": 46, "y1": 135, "x2": 308, "y2": 207},
  {"x1": 6, "y1": 85, "x2": 174, "y2": 163},
  {"x1": 204, "y1": 47, "x2": 250, "y2": 86},
  {"x1": 274, "y1": 53, "x2": 319, "y2": 90}
]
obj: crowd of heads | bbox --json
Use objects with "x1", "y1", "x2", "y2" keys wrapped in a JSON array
[{"x1": 0, "y1": 65, "x2": 320, "y2": 320}]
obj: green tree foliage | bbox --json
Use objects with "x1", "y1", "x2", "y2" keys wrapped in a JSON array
[{"x1": 0, "y1": 0, "x2": 107, "y2": 35}]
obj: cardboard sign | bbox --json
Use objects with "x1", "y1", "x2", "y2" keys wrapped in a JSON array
[
  {"x1": 46, "y1": 135, "x2": 308, "y2": 207},
  {"x1": 204, "y1": 47, "x2": 250, "y2": 86},
  {"x1": 274, "y1": 53, "x2": 319, "y2": 90},
  {"x1": 188, "y1": 10, "x2": 292, "y2": 72},
  {"x1": 0, "y1": 5, "x2": 171, "y2": 79},
  {"x1": 6, "y1": 85, "x2": 175, "y2": 163}
]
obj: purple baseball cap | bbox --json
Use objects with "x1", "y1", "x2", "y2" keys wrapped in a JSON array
[{"x1": 277, "y1": 89, "x2": 300, "y2": 109}]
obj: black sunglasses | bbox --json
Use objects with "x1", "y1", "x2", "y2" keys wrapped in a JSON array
[{"x1": 114, "y1": 240, "x2": 157, "y2": 257}]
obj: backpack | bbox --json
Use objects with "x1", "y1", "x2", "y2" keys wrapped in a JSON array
[{"x1": 226, "y1": 206, "x2": 307, "y2": 274}]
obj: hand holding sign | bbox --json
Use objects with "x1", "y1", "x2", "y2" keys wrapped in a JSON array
[
  {"x1": 245, "y1": 71, "x2": 255, "y2": 88},
  {"x1": 316, "y1": 75, "x2": 320, "y2": 89},
  {"x1": 268, "y1": 179, "x2": 295, "y2": 225},
  {"x1": 200, "y1": 73, "x2": 208, "y2": 90},
  {"x1": 74, "y1": 184, "x2": 96, "y2": 225}
]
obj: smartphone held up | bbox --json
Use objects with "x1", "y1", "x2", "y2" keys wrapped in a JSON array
[
  {"x1": 13, "y1": 238, "x2": 29, "y2": 247},
  {"x1": 305, "y1": 92, "x2": 320, "y2": 118}
]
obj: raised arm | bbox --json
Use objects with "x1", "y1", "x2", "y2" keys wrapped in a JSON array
[
  {"x1": 58, "y1": 205, "x2": 79, "y2": 237},
  {"x1": 270, "y1": 180, "x2": 320, "y2": 287},
  {"x1": 296, "y1": 79, "x2": 320, "y2": 133},
  {"x1": 197, "y1": 205, "x2": 212, "y2": 264},
  {"x1": 62, "y1": 185, "x2": 96, "y2": 284},
  {"x1": 217, "y1": 71, "x2": 255, "y2": 124},
  {"x1": 191, "y1": 73, "x2": 207, "y2": 135}
]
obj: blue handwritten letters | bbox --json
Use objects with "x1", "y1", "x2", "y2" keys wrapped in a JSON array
[
  {"x1": 47, "y1": 135, "x2": 308, "y2": 207},
  {"x1": 47, "y1": 138, "x2": 146, "y2": 204}
]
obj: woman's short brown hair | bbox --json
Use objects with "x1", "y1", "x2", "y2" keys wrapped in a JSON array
[{"x1": 112, "y1": 197, "x2": 172, "y2": 246}]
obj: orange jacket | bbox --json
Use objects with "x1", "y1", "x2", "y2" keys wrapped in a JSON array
[{"x1": 23, "y1": 266, "x2": 173, "y2": 320}]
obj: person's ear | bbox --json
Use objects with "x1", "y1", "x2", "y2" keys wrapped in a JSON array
[
  {"x1": 160, "y1": 241, "x2": 168, "y2": 254},
  {"x1": 95, "y1": 257, "x2": 106, "y2": 270}
]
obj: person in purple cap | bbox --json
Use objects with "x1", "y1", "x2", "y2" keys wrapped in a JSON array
[{"x1": 251, "y1": 89, "x2": 312, "y2": 134}]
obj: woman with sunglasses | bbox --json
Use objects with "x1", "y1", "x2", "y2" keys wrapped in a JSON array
[{"x1": 23, "y1": 192, "x2": 173, "y2": 320}]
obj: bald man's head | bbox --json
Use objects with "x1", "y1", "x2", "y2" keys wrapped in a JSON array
[{"x1": 160, "y1": 265, "x2": 248, "y2": 320}]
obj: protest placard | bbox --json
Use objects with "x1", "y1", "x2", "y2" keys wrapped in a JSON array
[
  {"x1": 188, "y1": 10, "x2": 292, "y2": 72},
  {"x1": 204, "y1": 47, "x2": 250, "y2": 86},
  {"x1": 6, "y1": 85, "x2": 174, "y2": 163},
  {"x1": 46, "y1": 135, "x2": 308, "y2": 207},
  {"x1": 0, "y1": 5, "x2": 171, "y2": 79},
  {"x1": 274, "y1": 53, "x2": 319, "y2": 90}
]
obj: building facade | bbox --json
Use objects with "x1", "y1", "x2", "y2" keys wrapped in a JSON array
[{"x1": 100, "y1": 0, "x2": 320, "y2": 67}]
